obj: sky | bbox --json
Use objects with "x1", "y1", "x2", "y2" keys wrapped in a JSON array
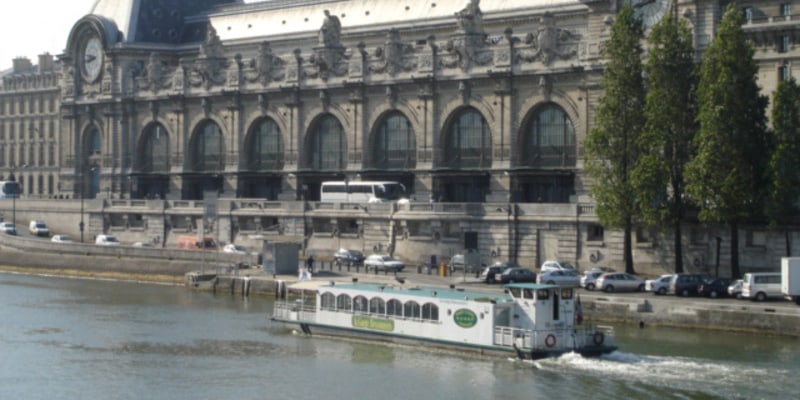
[{"x1": 0, "y1": 0, "x2": 98, "y2": 70}]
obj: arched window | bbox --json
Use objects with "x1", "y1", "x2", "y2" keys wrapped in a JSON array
[
  {"x1": 444, "y1": 108, "x2": 491, "y2": 168},
  {"x1": 372, "y1": 112, "x2": 415, "y2": 169},
  {"x1": 191, "y1": 121, "x2": 224, "y2": 171},
  {"x1": 523, "y1": 104, "x2": 576, "y2": 167},
  {"x1": 353, "y1": 295, "x2": 368, "y2": 314},
  {"x1": 336, "y1": 294, "x2": 352, "y2": 312},
  {"x1": 369, "y1": 297, "x2": 386, "y2": 315},
  {"x1": 246, "y1": 118, "x2": 283, "y2": 170},
  {"x1": 87, "y1": 128, "x2": 101, "y2": 155},
  {"x1": 321, "y1": 292, "x2": 336, "y2": 311},
  {"x1": 386, "y1": 299, "x2": 403, "y2": 317},
  {"x1": 140, "y1": 123, "x2": 169, "y2": 173},
  {"x1": 421, "y1": 303, "x2": 439, "y2": 321},
  {"x1": 308, "y1": 115, "x2": 345, "y2": 170},
  {"x1": 403, "y1": 301, "x2": 421, "y2": 320}
]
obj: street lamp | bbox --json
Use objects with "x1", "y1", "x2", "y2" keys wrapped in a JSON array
[
  {"x1": 10, "y1": 164, "x2": 27, "y2": 232},
  {"x1": 80, "y1": 166, "x2": 98, "y2": 243}
]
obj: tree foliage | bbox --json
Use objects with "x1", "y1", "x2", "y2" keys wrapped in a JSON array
[
  {"x1": 585, "y1": 5, "x2": 645, "y2": 274},
  {"x1": 766, "y1": 78, "x2": 800, "y2": 256},
  {"x1": 632, "y1": 15, "x2": 697, "y2": 274},
  {"x1": 685, "y1": 5, "x2": 769, "y2": 278}
]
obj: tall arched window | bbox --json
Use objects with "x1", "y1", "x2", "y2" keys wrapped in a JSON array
[
  {"x1": 140, "y1": 123, "x2": 169, "y2": 173},
  {"x1": 372, "y1": 112, "x2": 416, "y2": 169},
  {"x1": 246, "y1": 118, "x2": 283, "y2": 170},
  {"x1": 87, "y1": 128, "x2": 101, "y2": 155},
  {"x1": 444, "y1": 108, "x2": 491, "y2": 168},
  {"x1": 403, "y1": 301, "x2": 421, "y2": 319},
  {"x1": 191, "y1": 121, "x2": 224, "y2": 171},
  {"x1": 523, "y1": 104, "x2": 576, "y2": 167},
  {"x1": 308, "y1": 114, "x2": 345, "y2": 170}
]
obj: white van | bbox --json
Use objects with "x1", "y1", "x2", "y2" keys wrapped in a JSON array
[
  {"x1": 742, "y1": 272, "x2": 782, "y2": 301},
  {"x1": 320, "y1": 181, "x2": 406, "y2": 203},
  {"x1": 28, "y1": 220, "x2": 49, "y2": 237}
]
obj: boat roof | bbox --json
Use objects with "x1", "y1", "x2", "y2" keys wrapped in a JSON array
[
  {"x1": 313, "y1": 282, "x2": 511, "y2": 303},
  {"x1": 503, "y1": 283, "x2": 561, "y2": 290}
]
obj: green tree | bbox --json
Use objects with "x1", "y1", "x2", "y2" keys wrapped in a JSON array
[
  {"x1": 585, "y1": 5, "x2": 646, "y2": 274},
  {"x1": 685, "y1": 5, "x2": 769, "y2": 279},
  {"x1": 632, "y1": 15, "x2": 697, "y2": 274},
  {"x1": 766, "y1": 78, "x2": 800, "y2": 256}
]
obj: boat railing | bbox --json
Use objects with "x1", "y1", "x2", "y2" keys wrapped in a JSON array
[
  {"x1": 494, "y1": 324, "x2": 616, "y2": 350},
  {"x1": 272, "y1": 300, "x2": 317, "y2": 322}
]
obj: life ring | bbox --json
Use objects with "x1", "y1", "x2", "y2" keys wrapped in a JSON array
[
  {"x1": 545, "y1": 334, "x2": 556, "y2": 348},
  {"x1": 589, "y1": 252, "x2": 598, "y2": 263},
  {"x1": 593, "y1": 332, "x2": 605, "y2": 346}
]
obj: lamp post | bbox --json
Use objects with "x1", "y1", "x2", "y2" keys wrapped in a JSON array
[
  {"x1": 80, "y1": 166, "x2": 97, "y2": 243},
  {"x1": 10, "y1": 164, "x2": 26, "y2": 232}
]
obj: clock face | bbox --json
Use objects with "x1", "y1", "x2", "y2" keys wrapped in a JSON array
[
  {"x1": 81, "y1": 36, "x2": 103, "y2": 82},
  {"x1": 628, "y1": 0, "x2": 670, "y2": 29}
]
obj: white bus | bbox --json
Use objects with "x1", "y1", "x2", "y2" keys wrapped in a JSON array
[{"x1": 320, "y1": 181, "x2": 406, "y2": 203}]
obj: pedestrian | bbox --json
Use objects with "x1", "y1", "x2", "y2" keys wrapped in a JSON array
[{"x1": 306, "y1": 255, "x2": 315, "y2": 274}]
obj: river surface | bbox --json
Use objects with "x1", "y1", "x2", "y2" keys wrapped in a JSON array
[{"x1": 1, "y1": 272, "x2": 797, "y2": 400}]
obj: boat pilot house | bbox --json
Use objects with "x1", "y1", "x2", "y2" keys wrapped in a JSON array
[{"x1": 273, "y1": 282, "x2": 616, "y2": 360}]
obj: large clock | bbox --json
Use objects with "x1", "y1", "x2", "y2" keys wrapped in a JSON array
[
  {"x1": 627, "y1": 0, "x2": 670, "y2": 29},
  {"x1": 81, "y1": 35, "x2": 104, "y2": 82}
]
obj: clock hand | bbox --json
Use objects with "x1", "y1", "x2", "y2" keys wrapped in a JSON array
[{"x1": 85, "y1": 55, "x2": 96, "y2": 63}]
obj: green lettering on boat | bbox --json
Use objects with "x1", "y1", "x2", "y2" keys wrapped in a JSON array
[
  {"x1": 453, "y1": 309, "x2": 477, "y2": 328},
  {"x1": 352, "y1": 316, "x2": 394, "y2": 332}
]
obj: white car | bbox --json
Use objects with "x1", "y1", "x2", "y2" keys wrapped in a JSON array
[
  {"x1": 364, "y1": 254, "x2": 405, "y2": 272},
  {"x1": 132, "y1": 241, "x2": 153, "y2": 248},
  {"x1": 596, "y1": 273, "x2": 646, "y2": 293},
  {"x1": 540, "y1": 260, "x2": 577, "y2": 272},
  {"x1": 0, "y1": 222, "x2": 17, "y2": 235},
  {"x1": 645, "y1": 274, "x2": 673, "y2": 295},
  {"x1": 537, "y1": 269, "x2": 581, "y2": 287},
  {"x1": 580, "y1": 270, "x2": 604, "y2": 290},
  {"x1": 223, "y1": 244, "x2": 248, "y2": 254},
  {"x1": 51, "y1": 234, "x2": 74, "y2": 243},
  {"x1": 95, "y1": 234, "x2": 120, "y2": 246}
]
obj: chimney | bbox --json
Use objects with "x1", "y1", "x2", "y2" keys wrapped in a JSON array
[
  {"x1": 12, "y1": 57, "x2": 33, "y2": 74},
  {"x1": 38, "y1": 53, "x2": 54, "y2": 72}
]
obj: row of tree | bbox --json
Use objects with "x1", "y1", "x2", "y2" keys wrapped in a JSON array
[{"x1": 586, "y1": 4, "x2": 800, "y2": 278}]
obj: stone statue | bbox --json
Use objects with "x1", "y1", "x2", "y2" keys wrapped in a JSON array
[
  {"x1": 319, "y1": 10, "x2": 342, "y2": 47},
  {"x1": 456, "y1": 0, "x2": 483, "y2": 35}
]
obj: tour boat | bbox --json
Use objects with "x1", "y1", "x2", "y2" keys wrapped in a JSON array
[{"x1": 271, "y1": 280, "x2": 617, "y2": 360}]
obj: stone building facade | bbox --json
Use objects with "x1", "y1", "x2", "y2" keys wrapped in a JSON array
[{"x1": 2, "y1": 0, "x2": 800, "y2": 274}]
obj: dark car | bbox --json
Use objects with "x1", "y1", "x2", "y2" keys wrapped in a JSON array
[
  {"x1": 499, "y1": 267, "x2": 537, "y2": 284},
  {"x1": 333, "y1": 248, "x2": 365, "y2": 266},
  {"x1": 669, "y1": 273, "x2": 711, "y2": 297},
  {"x1": 698, "y1": 278, "x2": 734, "y2": 298},
  {"x1": 480, "y1": 262, "x2": 519, "y2": 283}
]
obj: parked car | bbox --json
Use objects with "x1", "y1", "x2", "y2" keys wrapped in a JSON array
[
  {"x1": 51, "y1": 234, "x2": 74, "y2": 243},
  {"x1": 728, "y1": 279, "x2": 743, "y2": 299},
  {"x1": 645, "y1": 274, "x2": 673, "y2": 295},
  {"x1": 333, "y1": 248, "x2": 365, "y2": 266},
  {"x1": 448, "y1": 253, "x2": 482, "y2": 273},
  {"x1": 580, "y1": 270, "x2": 605, "y2": 291},
  {"x1": 498, "y1": 267, "x2": 537, "y2": 284},
  {"x1": 0, "y1": 222, "x2": 17, "y2": 235},
  {"x1": 479, "y1": 263, "x2": 511, "y2": 284},
  {"x1": 537, "y1": 269, "x2": 581, "y2": 287},
  {"x1": 596, "y1": 273, "x2": 646, "y2": 293},
  {"x1": 698, "y1": 278, "x2": 734, "y2": 298},
  {"x1": 364, "y1": 254, "x2": 405, "y2": 272},
  {"x1": 540, "y1": 260, "x2": 577, "y2": 272},
  {"x1": 95, "y1": 234, "x2": 121, "y2": 246},
  {"x1": 132, "y1": 241, "x2": 154, "y2": 248},
  {"x1": 223, "y1": 244, "x2": 248, "y2": 254},
  {"x1": 741, "y1": 272, "x2": 782, "y2": 301},
  {"x1": 669, "y1": 273, "x2": 711, "y2": 297},
  {"x1": 28, "y1": 220, "x2": 49, "y2": 237}
]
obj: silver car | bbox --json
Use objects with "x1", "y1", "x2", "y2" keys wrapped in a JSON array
[
  {"x1": 596, "y1": 273, "x2": 646, "y2": 293},
  {"x1": 645, "y1": 274, "x2": 673, "y2": 295}
]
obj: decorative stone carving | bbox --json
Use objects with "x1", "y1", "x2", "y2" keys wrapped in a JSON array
[
  {"x1": 518, "y1": 13, "x2": 580, "y2": 65},
  {"x1": 137, "y1": 53, "x2": 172, "y2": 93},
  {"x1": 189, "y1": 23, "x2": 228, "y2": 88},
  {"x1": 245, "y1": 42, "x2": 285, "y2": 85},
  {"x1": 319, "y1": 10, "x2": 342, "y2": 47},
  {"x1": 444, "y1": 0, "x2": 491, "y2": 71},
  {"x1": 370, "y1": 28, "x2": 416, "y2": 76},
  {"x1": 310, "y1": 10, "x2": 348, "y2": 80}
]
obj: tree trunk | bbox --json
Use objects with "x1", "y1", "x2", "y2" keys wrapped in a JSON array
[
  {"x1": 674, "y1": 219, "x2": 684, "y2": 273},
  {"x1": 730, "y1": 224, "x2": 740, "y2": 279},
  {"x1": 624, "y1": 217, "x2": 635, "y2": 274}
]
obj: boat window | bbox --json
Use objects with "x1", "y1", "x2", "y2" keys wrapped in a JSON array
[
  {"x1": 353, "y1": 295, "x2": 368, "y2": 314},
  {"x1": 523, "y1": 289, "x2": 534, "y2": 299},
  {"x1": 508, "y1": 287, "x2": 522, "y2": 298},
  {"x1": 404, "y1": 301, "x2": 421, "y2": 319},
  {"x1": 387, "y1": 299, "x2": 403, "y2": 317},
  {"x1": 321, "y1": 292, "x2": 336, "y2": 310},
  {"x1": 336, "y1": 294, "x2": 352, "y2": 312},
  {"x1": 369, "y1": 297, "x2": 386, "y2": 315},
  {"x1": 422, "y1": 303, "x2": 439, "y2": 321},
  {"x1": 552, "y1": 291, "x2": 560, "y2": 321},
  {"x1": 536, "y1": 289, "x2": 550, "y2": 300},
  {"x1": 561, "y1": 288, "x2": 573, "y2": 299}
]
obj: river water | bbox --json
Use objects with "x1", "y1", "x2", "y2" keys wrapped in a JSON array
[{"x1": 1, "y1": 272, "x2": 797, "y2": 400}]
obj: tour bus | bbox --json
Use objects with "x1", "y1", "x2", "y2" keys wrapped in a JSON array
[
  {"x1": 0, "y1": 181, "x2": 20, "y2": 199},
  {"x1": 320, "y1": 181, "x2": 406, "y2": 203}
]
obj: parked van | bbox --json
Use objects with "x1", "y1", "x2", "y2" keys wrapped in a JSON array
[
  {"x1": 95, "y1": 234, "x2": 121, "y2": 246},
  {"x1": 177, "y1": 235, "x2": 217, "y2": 250},
  {"x1": 742, "y1": 272, "x2": 782, "y2": 301},
  {"x1": 28, "y1": 220, "x2": 49, "y2": 237}
]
